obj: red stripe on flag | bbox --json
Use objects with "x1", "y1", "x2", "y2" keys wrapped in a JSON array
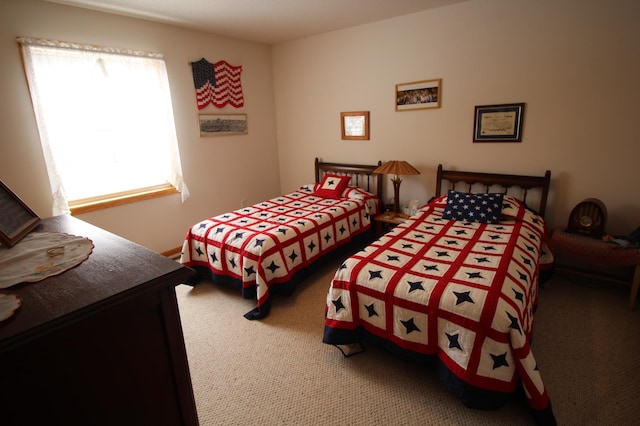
[{"x1": 213, "y1": 60, "x2": 244, "y2": 108}]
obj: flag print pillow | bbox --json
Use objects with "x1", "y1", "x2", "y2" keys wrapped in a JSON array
[{"x1": 442, "y1": 190, "x2": 504, "y2": 224}]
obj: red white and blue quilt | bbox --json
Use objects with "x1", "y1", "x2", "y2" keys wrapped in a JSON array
[
  {"x1": 181, "y1": 185, "x2": 379, "y2": 319},
  {"x1": 323, "y1": 194, "x2": 556, "y2": 424}
]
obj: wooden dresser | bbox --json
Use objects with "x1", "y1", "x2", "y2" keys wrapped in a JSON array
[{"x1": 0, "y1": 215, "x2": 198, "y2": 425}]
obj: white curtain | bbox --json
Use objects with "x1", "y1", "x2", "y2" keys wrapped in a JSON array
[{"x1": 18, "y1": 37, "x2": 189, "y2": 216}]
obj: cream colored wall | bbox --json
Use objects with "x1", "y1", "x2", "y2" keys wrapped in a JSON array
[
  {"x1": 0, "y1": 0, "x2": 280, "y2": 252},
  {"x1": 272, "y1": 0, "x2": 640, "y2": 234},
  {"x1": 2, "y1": 0, "x2": 639, "y2": 254}
]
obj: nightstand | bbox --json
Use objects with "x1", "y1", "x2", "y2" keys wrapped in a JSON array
[
  {"x1": 550, "y1": 226, "x2": 640, "y2": 310},
  {"x1": 374, "y1": 211, "x2": 409, "y2": 236}
]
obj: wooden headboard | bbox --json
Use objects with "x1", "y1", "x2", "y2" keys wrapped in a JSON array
[
  {"x1": 314, "y1": 157, "x2": 383, "y2": 201},
  {"x1": 435, "y1": 164, "x2": 551, "y2": 217}
]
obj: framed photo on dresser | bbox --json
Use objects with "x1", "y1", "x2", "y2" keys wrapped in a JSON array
[{"x1": 0, "y1": 180, "x2": 40, "y2": 248}]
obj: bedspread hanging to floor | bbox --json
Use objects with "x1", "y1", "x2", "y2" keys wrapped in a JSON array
[
  {"x1": 181, "y1": 184, "x2": 379, "y2": 319},
  {"x1": 323, "y1": 194, "x2": 556, "y2": 425}
]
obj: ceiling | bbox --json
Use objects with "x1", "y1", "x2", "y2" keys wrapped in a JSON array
[{"x1": 46, "y1": 0, "x2": 468, "y2": 45}]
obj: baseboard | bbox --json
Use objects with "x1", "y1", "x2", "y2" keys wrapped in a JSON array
[
  {"x1": 161, "y1": 246, "x2": 182, "y2": 260},
  {"x1": 554, "y1": 263, "x2": 632, "y2": 286}
]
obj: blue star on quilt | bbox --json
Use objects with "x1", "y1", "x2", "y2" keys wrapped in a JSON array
[
  {"x1": 506, "y1": 312, "x2": 522, "y2": 334},
  {"x1": 491, "y1": 352, "x2": 509, "y2": 369},
  {"x1": 368, "y1": 270, "x2": 383, "y2": 280},
  {"x1": 512, "y1": 288, "x2": 524, "y2": 303},
  {"x1": 466, "y1": 271, "x2": 484, "y2": 280},
  {"x1": 401, "y1": 318, "x2": 421, "y2": 334},
  {"x1": 407, "y1": 281, "x2": 425, "y2": 293},
  {"x1": 446, "y1": 332, "x2": 463, "y2": 350},
  {"x1": 454, "y1": 290, "x2": 474, "y2": 305},
  {"x1": 266, "y1": 261, "x2": 280, "y2": 273},
  {"x1": 365, "y1": 303, "x2": 379, "y2": 317}
]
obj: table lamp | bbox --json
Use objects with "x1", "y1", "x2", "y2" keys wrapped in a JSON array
[{"x1": 373, "y1": 160, "x2": 420, "y2": 214}]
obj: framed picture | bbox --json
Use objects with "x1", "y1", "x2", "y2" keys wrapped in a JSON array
[
  {"x1": 199, "y1": 114, "x2": 248, "y2": 136},
  {"x1": 395, "y1": 78, "x2": 442, "y2": 111},
  {"x1": 340, "y1": 111, "x2": 370, "y2": 140},
  {"x1": 473, "y1": 103, "x2": 525, "y2": 142},
  {"x1": 0, "y1": 180, "x2": 41, "y2": 248}
]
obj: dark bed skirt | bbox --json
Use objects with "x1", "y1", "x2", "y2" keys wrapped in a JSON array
[
  {"x1": 183, "y1": 230, "x2": 376, "y2": 319},
  {"x1": 323, "y1": 326, "x2": 556, "y2": 425}
]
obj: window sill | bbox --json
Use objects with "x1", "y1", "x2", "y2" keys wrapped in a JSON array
[{"x1": 69, "y1": 185, "x2": 178, "y2": 215}]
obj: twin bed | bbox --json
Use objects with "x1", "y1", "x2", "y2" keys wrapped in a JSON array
[
  {"x1": 181, "y1": 160, "x2": 555, "y2": 424},
  {"x1": 180, "y1": 158, "x2": 383, "y2": 319},
  {"x1": 323, "y1": 164, "x2": 555, "y2": 424}
]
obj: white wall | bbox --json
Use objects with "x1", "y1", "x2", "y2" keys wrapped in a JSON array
[
  {"x1": 272, "y1": 0, "x2": 640, "y2": 234},
  {"x1": 2, "y1": 0, "x2": 639, "y2": 254},
  {"x1": 0, "y1": 0, "x2": 280, "y2": 252}
]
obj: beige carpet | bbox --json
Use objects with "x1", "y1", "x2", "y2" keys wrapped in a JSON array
[{"x1": 176, "y1": 259, "x2": 640, "y2": 425}]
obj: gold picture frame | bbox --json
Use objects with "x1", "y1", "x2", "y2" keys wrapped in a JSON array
[
  {"x1": 340, "y1": 111, "x2": 370, "y2": 140},
  {"x1": 395, "y1": 78, "x2": 442, "y2": 111},
  {"x1": 0, "y1": 180, "x2": 41, "y2": 248}
]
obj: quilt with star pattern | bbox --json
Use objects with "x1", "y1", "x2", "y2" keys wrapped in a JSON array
[
  {"x1": 323, "y1": 194, "x2": 556, "y2": 424},
  {"x1": 180, "y1": 184, "x2": 379, "y2": 319}
]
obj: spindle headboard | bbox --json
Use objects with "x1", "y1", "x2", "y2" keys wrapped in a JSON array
[
  {"x1": 435, "y1": 164, "x2": 551, "y2": 217},
  {"x1": 315, "y1": 157, "x2": 383, "y2": 201}
]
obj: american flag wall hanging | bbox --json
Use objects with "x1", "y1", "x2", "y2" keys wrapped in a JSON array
[{"x1": 191, "y1": 58, "x2": 244, "y2": 109}]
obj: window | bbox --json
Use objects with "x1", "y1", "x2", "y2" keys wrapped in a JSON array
[{"x1": 18, "y1": 37, "x2": 189, "y2": 215}]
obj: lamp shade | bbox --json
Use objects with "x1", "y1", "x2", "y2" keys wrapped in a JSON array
[
  {"x1": 373, "y1": 161, "x2": 420, "y2": 215},
  {"x1": 373, "y1": 160, "x2": 420, "y2": 177}
]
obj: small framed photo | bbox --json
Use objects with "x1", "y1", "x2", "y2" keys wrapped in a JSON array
[
  {"x1": 395, "y1": 78, "x2": 442, "y2": 111},
  {"x1": 473, "y1": 103, "x2": 525, "y2": 142},
  {"x1": 0, "y1": 180, "x2": 41, "y2": 248},
  {"x1": 340, "y1": 111, "x2": 370, "y2": 140},
  {"x1": 199, "y1": 114, "x2": 247, "y2": 136}
]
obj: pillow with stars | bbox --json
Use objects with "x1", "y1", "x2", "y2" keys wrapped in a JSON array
[
  {"x1": 313, "y1": 174, "x2": 352, "y2": 199},
  {"x1": 442, "y1": 190, "x2": 504, "y2": 224}
]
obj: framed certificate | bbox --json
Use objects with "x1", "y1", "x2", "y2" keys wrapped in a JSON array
[{"x1": 473, "y1": 103, "x2": 525, "y2": 142}]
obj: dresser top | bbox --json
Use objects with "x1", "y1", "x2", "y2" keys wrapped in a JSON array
[{"x1": 0, "y1": 215, "x2": 194, "y2": 348}]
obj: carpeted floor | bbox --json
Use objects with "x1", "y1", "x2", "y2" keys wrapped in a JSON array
[{"x1": 175, "y1": 259, "x2": 640, "y2": 425}]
